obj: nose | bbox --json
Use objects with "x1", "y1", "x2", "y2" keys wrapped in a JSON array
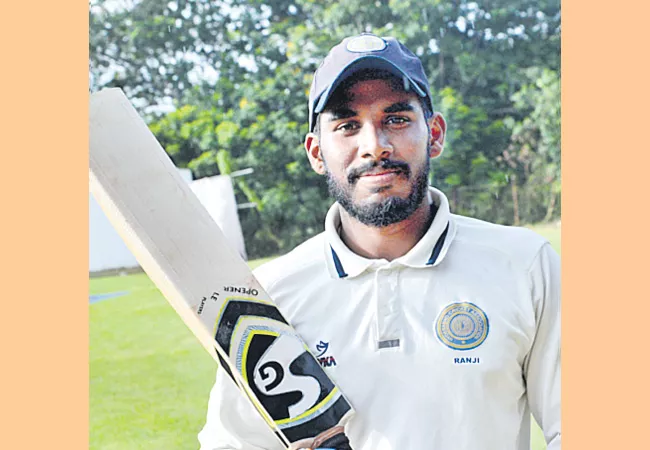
[{"x1": 357, "y1": 123, "x2": 392, "y2": 160}]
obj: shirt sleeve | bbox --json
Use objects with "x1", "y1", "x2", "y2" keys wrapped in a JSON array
[
  {"x1": 197, "y1": 366, "x2": 287, "y2": 450},
  {"x1": 523, "y1": 242, "x2": 561, "y2": 449}
]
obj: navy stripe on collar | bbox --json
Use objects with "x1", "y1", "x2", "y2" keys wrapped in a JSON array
[
  {"x1": 330, "y1": 246, "x2": 348, "y2": 278},
  {"x1": 426, "y1": 222, "x2": 450, "y2": 266}
]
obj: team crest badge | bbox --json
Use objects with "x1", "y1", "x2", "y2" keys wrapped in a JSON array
[{"x1": 435, "y1": 302, "x2": 489, "y2": 350}]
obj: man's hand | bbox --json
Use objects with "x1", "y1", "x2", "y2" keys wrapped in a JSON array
[{"x1": 288, "y1": 425, "x2": 352, "y2": 450}]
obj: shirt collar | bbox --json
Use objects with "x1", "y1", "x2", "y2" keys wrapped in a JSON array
[{"x1": 324, "y1": 187, "x2": 457, "y2": 279}]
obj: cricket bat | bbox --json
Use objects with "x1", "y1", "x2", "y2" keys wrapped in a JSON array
[{"x1": 89, "y1": 88, "x2": 354, "y2": 449}]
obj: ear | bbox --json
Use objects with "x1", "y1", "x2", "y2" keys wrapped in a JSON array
[
  {"x1": 304, "y1": 133, "x2": 326, "y2": 175},
  {"x1": 427, "y1": 113, "x2": 447, "y2": 159}
]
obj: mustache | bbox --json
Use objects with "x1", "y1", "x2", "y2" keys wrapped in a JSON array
[{"x1": 347, "y1": 159, "x2": 411, "y2": 184}]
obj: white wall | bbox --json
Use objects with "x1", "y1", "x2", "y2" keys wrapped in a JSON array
[
  {"x1": 190, "y1": 175, "x2": 247, "y2": 260},
  {"x1": 89, "y1": 169, "x2": 247, "y2": 273},
  {"x1": 89, "y1": 192, "x2": 140, "y2": 272}
]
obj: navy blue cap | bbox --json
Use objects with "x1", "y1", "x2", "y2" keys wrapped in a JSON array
[{"x1": 308, "y1": 33, "x2": 433, "y2": 132}]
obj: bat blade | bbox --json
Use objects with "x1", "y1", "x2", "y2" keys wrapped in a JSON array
[{"x1": 89, "y1": 88, "x2": 353, "y2": 448}]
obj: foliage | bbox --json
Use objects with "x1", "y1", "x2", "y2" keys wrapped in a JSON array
[{"x1": 90, "y1": 0, "x2": 561, "y2": 258}]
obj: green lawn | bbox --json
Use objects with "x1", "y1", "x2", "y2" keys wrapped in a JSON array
[
  {"x1": 90, "y1": 223, "x2": 560, "y2": 449},
  {"x1": 527, "y1": 221, "x2": 561, "y2": 255},
  {"x1": 90, "y1": 272, "x2": 216, "y2": 450}
]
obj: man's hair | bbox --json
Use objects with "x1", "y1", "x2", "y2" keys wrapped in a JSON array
[{"x1": 312, "y1": 69, "x2": 433, "y2": 138}]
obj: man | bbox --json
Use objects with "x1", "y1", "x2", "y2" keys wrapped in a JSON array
[{"x1": 199, "y1": 33, "x2": 561, "y2": 450}]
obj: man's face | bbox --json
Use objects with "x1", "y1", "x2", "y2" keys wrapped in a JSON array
[{"x1": 312, "y1": 78, "x2": 433, "y2": 227}]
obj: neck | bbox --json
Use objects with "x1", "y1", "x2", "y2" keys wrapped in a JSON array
[{"x1": 338, "y1": 199, "x2": 434, "y2": 261}]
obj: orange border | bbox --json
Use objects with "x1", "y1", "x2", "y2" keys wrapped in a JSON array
[
  {"x1": 563, "y1": 2, "x2": 650, "y2": 448},
  {"x1": 6, "y1": 1, "x2": 646, "y2": 448},
  {"x1": 2, "y1": 2, "x2": 88, "y2": 448}
]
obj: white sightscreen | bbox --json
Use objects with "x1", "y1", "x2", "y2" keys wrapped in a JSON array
[
  {"x1": 189, "y1": 175, "x2": 247, "y2": 260},
  {"x1": 89, "y1": 169, "x2": 247, "y2": 273},
  {"x1": 89, "y1": 191, "x2": 140, "y2": 272}
]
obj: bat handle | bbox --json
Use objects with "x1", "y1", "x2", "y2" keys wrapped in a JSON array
[
  {"x1": 289, "y1": 425, "x2": 353, "y2": 450},
  {"x1": 312, "y1": 426, "x2": 353, "y2": 450}
]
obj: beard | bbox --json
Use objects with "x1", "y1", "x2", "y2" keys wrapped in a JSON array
[{"x1": 325, "y1": 153, "x2": 431, "y2": 228}]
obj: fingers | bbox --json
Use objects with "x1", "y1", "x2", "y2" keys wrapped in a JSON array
[{"x1": 288, "y1": 438, "x2": 315, "y2": 450}]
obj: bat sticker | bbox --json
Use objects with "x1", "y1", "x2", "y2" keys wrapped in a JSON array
[{"x1": 215, "y1": 297, "x2": 352, "y2": 441}]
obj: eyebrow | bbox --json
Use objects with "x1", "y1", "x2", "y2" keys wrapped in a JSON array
[
  {"x1": 384, "y1": 101, "x2": 415, "y2": 114},
  {"x1": 327, "y1": 107, "x2": 357, "y2": 121},
  {"x1": 326, "y1": 101, "x2": 415, "y2": 122}
]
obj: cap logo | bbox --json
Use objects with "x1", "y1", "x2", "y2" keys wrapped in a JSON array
[{"x1": 346, "y1": 35, "x2": 387, "y2": 53}]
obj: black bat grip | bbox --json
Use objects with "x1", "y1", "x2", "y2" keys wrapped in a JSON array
[
  {"x1": 315, "y1": 432, "x2": 353, "y2": 449},
  {"x1": 312, "y1": 426, "x2": 353, "y2": 450}
]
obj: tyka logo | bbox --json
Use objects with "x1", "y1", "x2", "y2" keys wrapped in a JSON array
[
  {"x1": 314, "y1": 340, "x2": 337, "y2": 368},
  {"x1": 315, "y1": 341, "x2": 329, "y2": 357}
]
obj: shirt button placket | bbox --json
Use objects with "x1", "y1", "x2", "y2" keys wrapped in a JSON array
[{"x1": 375, "y1": 266, "x2": 402, "y2": 350}]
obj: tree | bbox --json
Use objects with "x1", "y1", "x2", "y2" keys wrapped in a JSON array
[
  {"x1": 506, "y1": 67, "x2": 561, "y2": 222},
  {"x1": 90, "y1": 0, "x2": 561, "y2": 256}
]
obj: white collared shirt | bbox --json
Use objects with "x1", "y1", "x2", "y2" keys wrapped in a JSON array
[{"x1": 199, "y1": 187, "x2": 561, "y2": 450}]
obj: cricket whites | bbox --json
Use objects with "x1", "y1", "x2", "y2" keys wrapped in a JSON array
[{"x1": 89, "y1": 88, "x2": 354, "y2": 449}]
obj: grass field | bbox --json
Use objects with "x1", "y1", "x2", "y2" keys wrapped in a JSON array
[
  {"x1": 526, "y1": 221, "x2": 561, "y2": 255},
  {"x1": 90, "y1": 222, "x2": 559, "y2": 449}
]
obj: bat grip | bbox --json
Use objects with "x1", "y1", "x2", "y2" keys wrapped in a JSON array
[{"x1": 312, "y1": 426, "x2": 353, "y2": 450}]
